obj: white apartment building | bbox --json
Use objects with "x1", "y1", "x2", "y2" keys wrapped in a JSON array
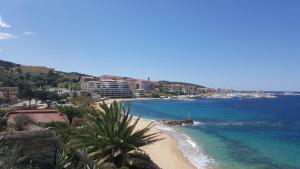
[
  {"x1": 133, "y1": 89, "x2": 146, "y2": 97},
  {"x1": 80, "y1": 79, "x2": 133, "y2": 98}
]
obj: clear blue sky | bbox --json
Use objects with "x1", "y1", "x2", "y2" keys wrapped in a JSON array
[{"x1": 0, "y1": 0, "x2": 299, "y2": 91}]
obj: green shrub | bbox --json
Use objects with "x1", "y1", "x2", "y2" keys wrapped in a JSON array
[
  {"x1": 45, "y1": 122, "x2": 69, "y2": 129},
  {"x1": 0, "y1": 110, "x2": 8, "y2": 117},
  {"x1": 14, "y1": 114, "x2": 33, "y2": 131}
]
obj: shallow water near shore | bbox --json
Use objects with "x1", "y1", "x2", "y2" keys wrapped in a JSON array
[{"x1": 126, "y1": 96, "x2": 300, "y2": 169}]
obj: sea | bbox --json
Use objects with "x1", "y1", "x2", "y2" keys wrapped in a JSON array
[{"x1": 125, "y1": 95, "x2": 300, "y2": 169}]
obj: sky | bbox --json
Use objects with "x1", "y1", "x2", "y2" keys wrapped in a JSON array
[{"x1": 0, "y1": 0, "x2": 299, "y2": 91}]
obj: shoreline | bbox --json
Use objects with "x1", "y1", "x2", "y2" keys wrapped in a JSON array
[
  {"x1": 98, "y1": 98, "x2": 197, "y2": 169},
  {"x1": 99, "y1": 98, "x2": 217, "y2": 169},
  {"x1": 136, "y1": 118, "x2": 197, "y2": 169}
]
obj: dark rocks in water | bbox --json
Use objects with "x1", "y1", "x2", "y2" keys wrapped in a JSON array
[{"x1": 160, "y1": 119, "x2": 193, "y2": 126}]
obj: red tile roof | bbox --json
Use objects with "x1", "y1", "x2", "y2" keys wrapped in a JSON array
[{"x1": 6, "y1": 109, "x2": 69, "y2": 123}]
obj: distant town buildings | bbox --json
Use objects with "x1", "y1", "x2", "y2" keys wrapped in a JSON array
[
  {"x1": 0, "y1": 82, "x2": 19, "y2": 102},
  {"x1": 49, "y1": 87, "x2": 70, "y2": 95},
  {"x1": 80, "y1": 75, "x2": 213, "y2": 98}
]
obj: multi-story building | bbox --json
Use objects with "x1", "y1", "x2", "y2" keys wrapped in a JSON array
[
  {"x1": 98, "y1": 80, "x2": 133, "y2": 98},
  {"x1": 80, "y1": 78, "x2": 133, "y2": 98},
  {"x1": 134, "y1": 80, "x2": 152, "y2": 91},
  {"x1": 100, "y1": 75, "x2": 153, "y2": 91},
  {"x1": 133, "y1": 89, "x2": 146, "y2": 97},
  {"x1": 0, "y1": 82, "x2": 19, "y2": 102}
]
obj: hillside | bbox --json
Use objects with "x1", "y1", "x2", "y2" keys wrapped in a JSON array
[
  {"x1": 0, "y1": 60, "x2": 20, "y2": 69},
  {"x1": 0, "y1": 59, "x2": 208, "y2": 97},
  {"x1": 0, "y1": 60, "x2": 89, "y2": 98},
  {"x1": 159, "y1": 80, "x2": 206, "y2": 88},
  {"x1": 0, "y1": 59, "x2": 91, "y2": 79}
]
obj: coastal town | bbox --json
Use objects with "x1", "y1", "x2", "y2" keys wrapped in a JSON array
[
  {"x1": 0, "y1": 60, "x2": 282, "y2": 109},
  {"x1": 0, "y1": 60, "x2": 297, "y2": 169},
  {"x1": 1, "y1": 1, "x2": 299, "y2": 168}
]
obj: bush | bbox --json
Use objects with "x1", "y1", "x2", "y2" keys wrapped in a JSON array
[
  {"x1": 0, "y1": 110, "x2": 8, "y2": 117},
  {"x1": 71, "y1": 117, "x2": 86, "y2": 127},
  {"x1": 58, "y1": 106, "x2": 85, "y2": 124},
  {"x1": 14, "y1": 114, "x2": 33, "y2": 131},
  {"x1": 151, "y1": 92, "x2": 161, "y2": 98},
  {"x1": 0, "y1": 117, "x2": 7, "y2": 131},
  {"x1": 45, "y1": 122, "x2": 69, "y2": 129}
]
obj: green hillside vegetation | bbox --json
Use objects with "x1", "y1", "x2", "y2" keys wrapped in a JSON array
[
  {"x1": 0, "y1": 60, "x2": 88, "y2": 96},
  {"x1": 0, "y1": 60, "x2": 20, "y2": 69},
  {"x1": 0, "y1": 71, "x2": 78, "y2": 99}
]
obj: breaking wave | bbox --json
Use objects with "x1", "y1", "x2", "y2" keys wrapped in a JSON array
[{"x1": 155, "y1": 124, "x2": 216, "y2": 169}]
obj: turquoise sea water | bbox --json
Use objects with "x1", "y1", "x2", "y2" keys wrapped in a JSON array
[{"x1": 126, "y1": 96, "x2": 300, "y2": 169}]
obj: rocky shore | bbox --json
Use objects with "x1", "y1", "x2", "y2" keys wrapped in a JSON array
[{"x1": 160, "y1": 119, "x2": 194, "y2": 125}]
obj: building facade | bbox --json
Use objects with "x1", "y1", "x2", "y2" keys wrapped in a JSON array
[
  {"x1": 133, "y1": 89, "x2": 146, "y2": 97},
  {"x1": 0, "y1": 82, "x2": 19, "y2": 102},
  {"x1": 80, "y1": 78, "x2": 133, "y2": 98}
]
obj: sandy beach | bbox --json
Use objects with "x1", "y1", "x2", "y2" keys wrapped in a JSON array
[
  {"x1": 98, "y1": 98, "x2": 196, "y2": 169},
  {"x1": 136, "y1": 119, "x2": 196, "y2": 169}
]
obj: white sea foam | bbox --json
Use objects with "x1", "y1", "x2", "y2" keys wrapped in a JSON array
[
  {"x1": 186, "y1": 137, "x2": 197, "y2": 148},
  {"x1": 155, "y1": 124, "x2": 216, "y2": 169},
  {"x1": 193, "y1": 121, "x2": 206, "y2": 126}
]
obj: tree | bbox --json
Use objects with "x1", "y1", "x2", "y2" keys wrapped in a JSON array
[
  {"x1": 58, "y1": 106, "x2": 84, "y2": 125},
  {"x1": 18, "y1": 83, "x2": 34, "y2": 107},
  {"x1": 34, "y1": 90, "x2": 61, "y2": 107},
  {"x1": 70, "y1": 101, "x2": 162, "y2": 168},
  {"x1": 71, "y1": 96, "x2": 94, "y2": 106}
]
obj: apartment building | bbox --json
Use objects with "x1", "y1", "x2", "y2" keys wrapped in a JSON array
[
  {"x1": 133, "y1": 89, "x2": 146, "y2": 97},
  {"x1": 80, "y1": 78, "x2": 133, "y2": 98}
]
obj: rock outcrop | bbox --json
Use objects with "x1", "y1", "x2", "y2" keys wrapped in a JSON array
[{"x1": 160, "y1": 119, "x2": 193, "y2": 125}]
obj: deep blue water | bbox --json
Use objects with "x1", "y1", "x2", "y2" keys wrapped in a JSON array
[{"x1": 126, "y1": 96, "x2": 300, "y2": 169}]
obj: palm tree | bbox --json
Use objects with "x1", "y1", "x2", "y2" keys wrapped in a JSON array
[{"x1": 70, "y1": 101, "x2": 162, "y2": 169}]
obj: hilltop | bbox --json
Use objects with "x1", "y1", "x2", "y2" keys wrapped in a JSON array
[
  {"x1": 0, "y1": 60, "x2": 20, "y2": 69},
  {"x1": 0, "y1": 59, "x2": 92, "y2": 79}
]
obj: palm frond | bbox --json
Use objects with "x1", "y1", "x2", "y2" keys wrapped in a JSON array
[{"x1": 69, "y1": 100, "x2": 162, "y2": 167}]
